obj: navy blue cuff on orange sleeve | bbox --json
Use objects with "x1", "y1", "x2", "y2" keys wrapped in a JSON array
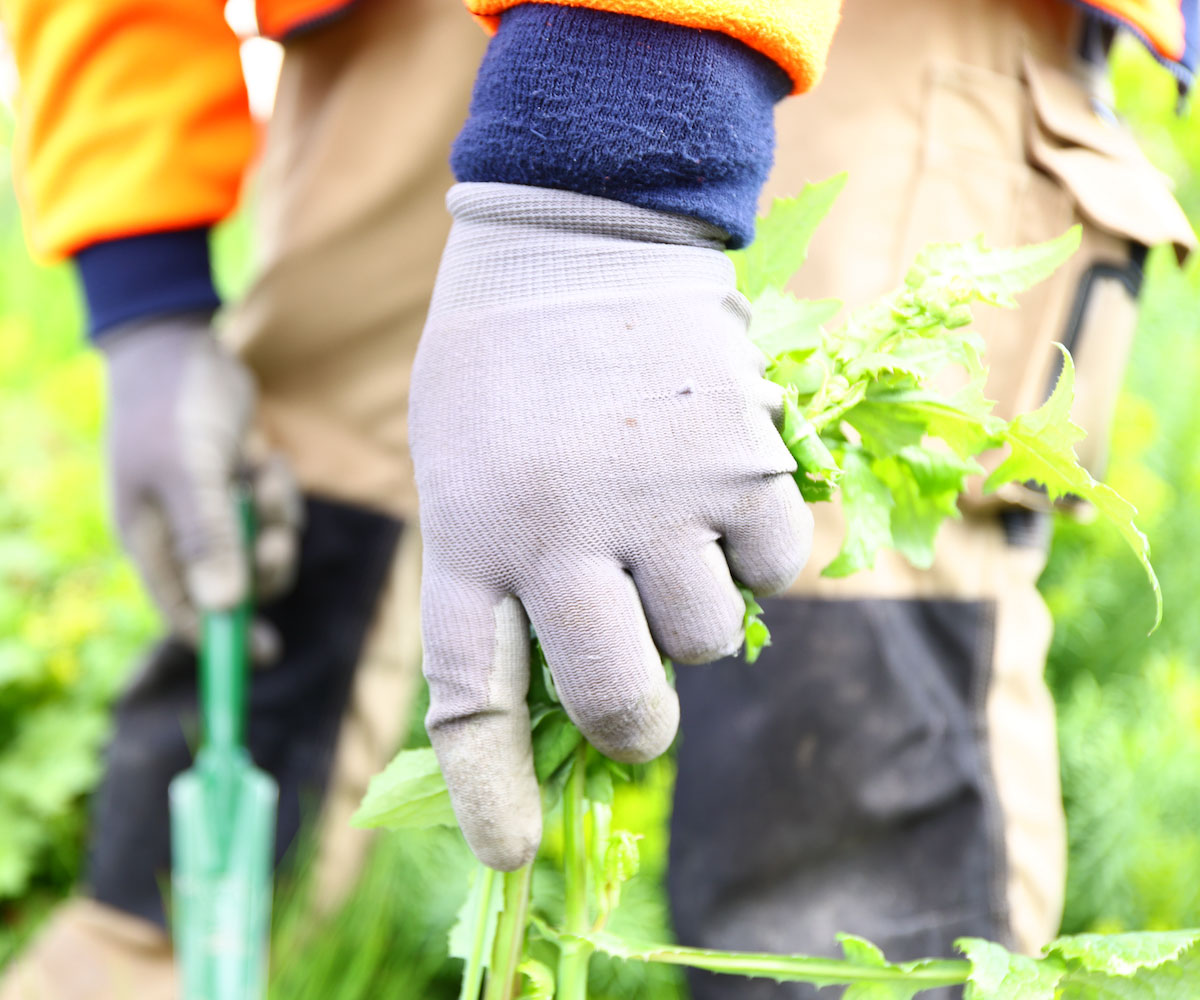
[
  {"x1": 75, "y1": 227, "x2": 221, "y2": 339},
  {"x1": 451, "y1": 3, "x2": 790, "y2": 248}
]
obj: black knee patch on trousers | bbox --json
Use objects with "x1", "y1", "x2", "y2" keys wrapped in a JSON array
[
  {"x1": 87, "y1": 497, "x2": 402, "y2": 927},
  {"x1": 669, "y1": 597, "x2": 1006, "y2": 1000}
]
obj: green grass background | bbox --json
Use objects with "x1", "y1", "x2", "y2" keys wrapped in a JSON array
[{"x1": 1, "y1": 36, "x2": 1199, "y2": 997}]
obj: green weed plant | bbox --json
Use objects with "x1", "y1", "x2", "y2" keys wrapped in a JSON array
[{"x1": 354, "y1": 182, "x2": 1187, "y2": 999}]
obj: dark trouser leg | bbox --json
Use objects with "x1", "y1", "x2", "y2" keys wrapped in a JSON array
[{"x1": 669, "y1": 597, "x2": 1009, "y2": 1000}]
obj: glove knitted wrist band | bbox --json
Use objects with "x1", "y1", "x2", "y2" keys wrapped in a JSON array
[
  {"x1": 450, "y1": 3, "x2": 790, "y2": 248},
  {"x1": 76, "y1": 227, "x2": 221, "y2": 339}
]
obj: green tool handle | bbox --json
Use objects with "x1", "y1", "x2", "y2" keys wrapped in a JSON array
[{"x1": 200, "y1": 487, "x2": 254, "y2": 753}]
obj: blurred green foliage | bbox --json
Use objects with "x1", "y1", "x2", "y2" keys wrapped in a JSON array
[
  {"x1": 1110, "y1": 40, "x2": 1200, "y2": 221},
  {"x1": 0, "y1": 113, "x2": 154, "y2": 962},
  {"x1": 1037, "y1": 39, "x2": 1200, "y2": 936},
  {"x1": 268, "y1": 829, "x2": 474, "y2": 1000},
  {"x1": 0, "y1": 29, "x2": 1199, "y2": 998}
]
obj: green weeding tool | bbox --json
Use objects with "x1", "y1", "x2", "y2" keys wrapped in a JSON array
[{"x1": 170, "y1": 489, "x2": 277, "y2": 1000}]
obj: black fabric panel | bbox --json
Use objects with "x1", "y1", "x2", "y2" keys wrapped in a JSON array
[
  {"x1": 669, "y1": 597, "x2": 1006, "y2": 1000},
  {"x1": 1000, "y1": 509, "x2": 1052, "y2": 549},
  {"x1": 87, "y1": 497, "x2": 402, "y2": 927}
]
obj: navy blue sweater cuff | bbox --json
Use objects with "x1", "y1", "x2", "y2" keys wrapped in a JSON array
[
  {"x1": 451, "y1": 4, "x2": 790, "y2": 249},
  {"x1": 75, "y1": 228, "x2": 221, "y2": 339}
]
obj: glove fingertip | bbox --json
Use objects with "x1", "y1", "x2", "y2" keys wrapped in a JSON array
[
  {"x1": 250, "y1": 620, "x2": 282, "y2": 667},
  {"x1": 186, "y1": 551, "x2": 250, "y2": 611},
  {"x1": 254, "y1": 527, "x2": 299, "y2": 600},
  {"x1": 473, "y1": 815, "x2": 543, "y2": 872}
]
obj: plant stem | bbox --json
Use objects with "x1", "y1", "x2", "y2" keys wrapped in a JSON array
[
  {"x1": 585, "y1": 935, "x2": 971, "y2": 990},
  {"x1": 631, "y1": 947, "x2": 969, "y2": 987},
  {"x1": 460, "y1": 866, "x2": 499, "y2": 1000},
  {"x1": 485, "y1": 866, "x2": 534, "y2": 1000},
  {"x1": 589, "y1": 800, "x2": 613, "y2": 933},
  {"x1": 557, "y1": 743, "x2": 593, "y2": 1000}
]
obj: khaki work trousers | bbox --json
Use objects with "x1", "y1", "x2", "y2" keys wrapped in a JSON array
[
  {"x1": 229, "y1": 0, "x2": 489, "y2": 912},
  {"x1": 674, "y1": 2, "x2": 1186, "y2": 990},
  {"x1": 5, "y1": 0, "x2": 1190, "y2": 997},
  {"x1": 231, "y1": 0, "x2": 1187, "y2": 964}
]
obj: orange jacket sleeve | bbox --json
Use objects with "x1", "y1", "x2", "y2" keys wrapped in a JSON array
[
  {"x1": 254, "y1": 0, "x2": 841, "y2": 92},
  {"x1": 465, "y1": 0, "x2": 842, "y2": 94},
  {"x1": 0, "y1": 0, "x2": 254, "y2": 258},
  {"x1": 0, "y1": 0, "x2": 841, "y2": 261}
]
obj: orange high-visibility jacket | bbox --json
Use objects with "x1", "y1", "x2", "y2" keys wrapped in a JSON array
[
  {"x1": 0, "y1": 0, "x2": 841, "y2": 258},
  {"x1": 0, "y1": 0, "x2": 1193, "y2": 259}
]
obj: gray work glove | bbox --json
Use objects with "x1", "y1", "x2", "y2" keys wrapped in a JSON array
[
  {"x1": 99, "y1": 313, "x2": 303, "y2": 660},
  {"x1": 410, "y1": 183, "x2": 813, "y2": 870}
]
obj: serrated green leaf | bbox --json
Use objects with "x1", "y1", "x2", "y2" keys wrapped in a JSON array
[
  {"x1": 844, "y1": 400, "x2": 928, "y2": 456},
  {"x1": 841, "y1": 353, "x2": 926, "y2": 383},
  {"x1": 730, "y1": 174, "x2": 848, "y2": 300},
  {"x1": 598, "y1": 829, "x2": 643, "y2": 917},
  {"x1": 603, "y1": 830, "x2": 641, "y2": 888},
  {"x1": 887, "y1": 327, "x2": 987, "y2": 382},
  {"x1": 871, "y1": 446, "x2": 982, "y2": 569},
  {"x1": 1056, "y1": 937, "x2": 1200, "y2": 1000},
  {"x1": 739, "y1": 586, "x2": 771, "y2": 663},
  {"x1": 744, "y1": 618, "x2": 771, "y2": 663},
  {"x1": 870, "y1": 464, "x2": 948, "y2": 571},
  {"x1": 837, "y1": 306, "x2": 983, "y2": 385},
  {"x1": 839, "y1": 935, "x2": 889, "y2": 965},
  {"x1": 1048, "y1": 931, "x2": 1200, "y2": 974},
  {"x1": 516, "y1": 959, "x2": 555, "y2": 1000},
  {"x1": 532, "y1": 708, "x2": 583, "y2": 784},
  {"x1": 529, "y1": 633, "x2": 560, "y2": 707},
  {"x1": 350, "y1": 747, "x2": 457, "y2": 831},
  {"x1": 987, "y1": 346, "x2": 1083, "y2": 475},
  {"x1": 539, "y1": 761, "x2": 574, "y2": 814},
  {"x1": 985, "y1": 348, "x2": 1161, "y2": 629},
  {"x1": 958, "y1": 932, "x2": 1200, "y2": 1000},
  {"x1": 604, "y1": 758, "x2": 633, "y2": 784},
  {"x1": 749, "y1": 287, "x2": 841, "y2": 357},
  {"x1": 897, "y1": 443, "x2": 984, "y2": 495},
  {"x1": 781, "y1": 391, "x2": 841, "y2": 502},
  {"x1": 782, "y1": 393, "x2": 840, "y2": 473},
  {"x1": 585, "y1": 757, "x2": 614, "y2": 805},
  {"x1": 958, "y1": 938, "x2": 1066, "y2": 1000},
  {"x1": 838, "y1": 935, "x2": 925, "y2": 999},
  {"x1": 853, "y1": 387, "x2": 1002, "y2": 460},
  {"x1": 772, "y1": 352, "x2": 827, "y2": 399},
  {"x1": 822, "y1": 449, "x2": 895, "y2": 578},
  {"x1": 906, "y1": 227, "x2": 1081, "y2": 309}
]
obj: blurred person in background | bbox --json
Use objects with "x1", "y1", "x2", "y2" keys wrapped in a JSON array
[{"x1": 0, "y1": 2, "x2": 1193, "y2": 1000}]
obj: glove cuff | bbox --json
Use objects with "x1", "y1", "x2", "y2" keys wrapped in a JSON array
[
  {"x1": 429, "y1": 182, "x2": 742, "y2": 319},
  {"x1": 451, "y1": 3, "x2": 789, "y2": 249},
  {"x1": 446, "y1": 181, "x2": 730, "y2": 249},
  {"x1": 76, "y1": 227, "x2": 220, "y2": 340}
]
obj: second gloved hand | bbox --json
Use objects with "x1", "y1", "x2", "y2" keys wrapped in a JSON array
[
  {"x1": 410, "y1": 183, "x2": 813, "y2": 870},
  {"x1": 100, "y1": 313, "x2": 303, "y2": 660}
]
